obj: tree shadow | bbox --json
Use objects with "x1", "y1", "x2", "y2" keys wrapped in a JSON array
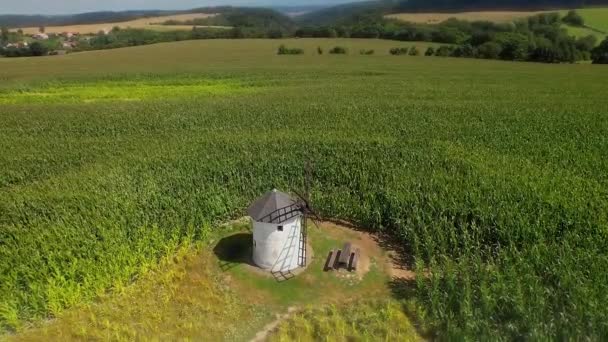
[
  {"x1": 388, "y1": 277, "x2": 435, "y2": 340},
  {"x1": 323, "y1": 218, "x2": 416, "y2": 270},
  {"x1": 213, "y1": 233, "x2": 256, "y2": 271}
]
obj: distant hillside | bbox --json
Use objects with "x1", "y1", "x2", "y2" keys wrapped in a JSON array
[
  {"x1": 0, "y1": 11, "x2": 181, "y2": 28},
  {"x1": 159, "y1": 8, "x2": 296, "y2": 34},
  {"x1": 396, "y1": 0, "x2": 608, "y2": 12},
  {"x1": 294, "y1": 1, "x2": 391, "y2": 26}
]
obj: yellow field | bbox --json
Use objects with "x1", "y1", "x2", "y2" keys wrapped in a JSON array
[
  {"x1": 16, "y1": 13, "x2": 221, "y2": 35},
  {"x1": 387, "y1": 10, "x2": 552, "y2": 24}
]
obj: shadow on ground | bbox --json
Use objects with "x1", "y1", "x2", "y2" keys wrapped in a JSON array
[{"x1": 213, "y1": 233, "x2": 256, "y2": 271}]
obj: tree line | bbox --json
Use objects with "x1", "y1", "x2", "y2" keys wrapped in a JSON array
[{"x1": 2, "y1": 9, "x2": 607, "y2": 64}]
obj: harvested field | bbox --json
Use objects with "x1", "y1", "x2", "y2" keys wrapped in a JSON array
[
  {"x1": 386, "y1": 10, "x2": 551, "y2": 24},
  {"x1": 15, "y1": 13, "x2": 224, "y2": 35}
]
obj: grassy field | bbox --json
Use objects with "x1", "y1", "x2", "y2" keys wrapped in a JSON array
[
  {"x1": 388, "y1": 8, "x2": 608, "y2": 40},
  {"x1": 561, "y1": 7, "x2": 608, "y2": 33},
  {"x1": 1, "y1": 38, "x2": 608, "y2": 339},
  {"x1": 14, "y1": 13, "x2": 224, "y2": 35}
]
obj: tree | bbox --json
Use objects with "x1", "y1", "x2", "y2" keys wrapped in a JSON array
[
  {"x1": 408, "y1": 46, "x2": 420, "y2": 56},
  {"x1": 494, "y1": 32, "x2": 529, "y2": 61},
  {"x1": 477, "y1": 41, "x2": 502, "y2": 59},
  {"x1": 1, "y1": 26, "x2": 8, "y2": 43},
  {"x1": 576, "y1": 35, "x2": 598, "y2": 52},
  {"x1": 425, "y1": 46, "x2": 436, "y2": 56},
  {"x1": 591, "y1": 38, "x2": 608, "y2": 64},
  {"x1": 563, "y1": 10, "x2": 584, "y2": 27},
  {"x1": 29, "y1": 42, "x2": 48, "y2": 56}
]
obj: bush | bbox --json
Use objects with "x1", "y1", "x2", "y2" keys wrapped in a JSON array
[
  {"x1": 277, "y1": 44, "x2": 304, "y2": 55},
  {"x1": 317, "y1": 46, "x2": 323, "y2": 55},
  {"x1": 359, "y1": 49, "x2": 375, "y2": 55},
  {"x1": 576, "y1": 35, "x2": 598, "y2": 52},
  {"x1": 425, "y1": 47, "x2": 436, "y2": 56},
  {"x1": 389, "y1": 47, "x2": 409, "y2": 55},
  {"x1": 563, "y1": 10, "x2": 584, "y2": 27},
  {"x1": 477, "y1": 41, "x2": 502, "y2": 59},
  {"x1": 329, "y1": 46, "x2": 347, "y2": 54},
  {"x1": 408, "y1": 46, "x2": 420, "y2": 56},
  {"x1": 452, "y1": 44, "x2": 475, "y2": 58},
  {"x1": 592, "y1": 38, "x2": 608, "y2": 64},
  {"x1": 435, "y1": 45, "x2": 454, "y2": 57}
]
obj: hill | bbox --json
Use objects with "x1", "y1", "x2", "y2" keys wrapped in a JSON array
[
  {"x1": 396, "y1": 0, "x2": 608, "y2": 11},
  {"x1": 294, "y1": 1, "x2": 390, "y2": 26}
]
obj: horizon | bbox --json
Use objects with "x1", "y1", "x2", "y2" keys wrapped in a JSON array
[{"x1": 0, "y1": 0, "x2": 365, "y2": 16}]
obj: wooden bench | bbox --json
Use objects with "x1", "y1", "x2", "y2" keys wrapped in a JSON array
[
  {"x1": 348, "y1": 248, "x2": 360, "y2": 272},
  {"x1": 324, "y1": 250, "x2": 337, "y2": 271},
  {"x1": 339, "y1": 243, "x2": 352, "y2": 265}
]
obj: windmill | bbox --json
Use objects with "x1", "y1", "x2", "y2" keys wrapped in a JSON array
[
  {"x1": 293, "y1": 161, "x2": 322, "y2": 267},
  {"x1": 247, "y1": 162, "x2": 322, "y2": 273}
]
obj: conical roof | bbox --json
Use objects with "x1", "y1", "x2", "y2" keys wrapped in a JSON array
[{"x1": 248, "y1": 189, "x2": 298, "y2": 223}]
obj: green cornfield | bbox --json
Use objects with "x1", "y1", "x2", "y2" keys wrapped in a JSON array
[{"x1": 1, "y1": 38, "x2": 607, "y2": 339}]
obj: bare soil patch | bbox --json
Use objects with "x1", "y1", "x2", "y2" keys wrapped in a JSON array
[{"x1": 318, "y1": 220, "x2": 416, "y2": 281}]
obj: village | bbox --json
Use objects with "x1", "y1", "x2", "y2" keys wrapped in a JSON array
[{"x1": 0, "y1": 27, "x2": 112, "y2": 56}]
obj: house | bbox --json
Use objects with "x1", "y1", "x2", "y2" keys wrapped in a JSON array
[
  {"x1": 62, "y1": 41, "x2": 77, "y2": 49},
  {"x1": 32, "y1": 33, "x2": 49, "y2": 40},
  {"x1": 4, "y1": 42, "x2": 28, "y2": 48}
]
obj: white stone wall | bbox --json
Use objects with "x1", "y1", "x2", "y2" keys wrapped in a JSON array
[{"x1": 252, "y1": 216, "x2": 302, "y2": 272}]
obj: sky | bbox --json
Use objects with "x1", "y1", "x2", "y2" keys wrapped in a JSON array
[{"x1": 0, "y1": 0, "x2": 363, "y2": 15}]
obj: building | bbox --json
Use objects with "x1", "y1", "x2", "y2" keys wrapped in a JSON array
[
  {"x1": 32, "y1": 33, "x2": 49, "y2": 40},
  {"x1": 247, "y1": 189, "x2": 304, "y2": 273},
  {"x1": 62, "y1": 42, "x2": 77, "y2": 49}
]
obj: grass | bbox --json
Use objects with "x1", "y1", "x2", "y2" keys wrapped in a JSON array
[
  {"x1": 0, "y1": 78, "x2": 257, "y2": 104},
  {"x1": 14, "y1": 13, "x2": 224, "y2": 35},
  {"x1": 0, "y1": 38, "x2": 607, "y2": 339},
  {"x1": 561, "y1": 8, "x2": 608, "y2": 41},
  {"x1": 388, "y1": 7, "x2": 608, "y2": 41},
  {"x1": 270, "y1": 300, "x2": 422, "y2": 342},
  {"x1": 8, "y1": 220, "x2": 417, "y2": 340},
  {"x1": 7, "y1": 239, "x2": 272, "y2": 341},
  {"x1": 561, "y1": 7, "x2": 608, "y2": 33}
]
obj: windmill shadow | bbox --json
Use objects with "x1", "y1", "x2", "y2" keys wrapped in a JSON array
[{"x1": 213, "y1": 233, "x2": 256, "y2": 272}]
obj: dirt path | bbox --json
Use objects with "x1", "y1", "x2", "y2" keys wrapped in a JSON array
[{"x1": 250, "y1": 307, "x2": 299, "y2": 342}]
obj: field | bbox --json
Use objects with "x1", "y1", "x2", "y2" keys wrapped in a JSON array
[
  {"x1": 14, "y1": 13, "x2": 222, "y2": 35},
  {"x1": 388, "y1": 7, "x2": 608, "y2": 40},
  {"x1": 561, "y1": 7, "x2": 608, "y2": 33},
  {"x1": 386, "y1": 10, "x2": 551, "y2": 24},
  {"x1": 1, "y1": 38, "x2": 608, "y2": 339}
]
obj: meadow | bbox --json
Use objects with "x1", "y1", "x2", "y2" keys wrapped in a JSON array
[
  {"x1": 388, "y1": 7, "x2": 608, "y2": 40},
  {"x1": 1, "y1": 38, "x2": 608, "y2": 339}
]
